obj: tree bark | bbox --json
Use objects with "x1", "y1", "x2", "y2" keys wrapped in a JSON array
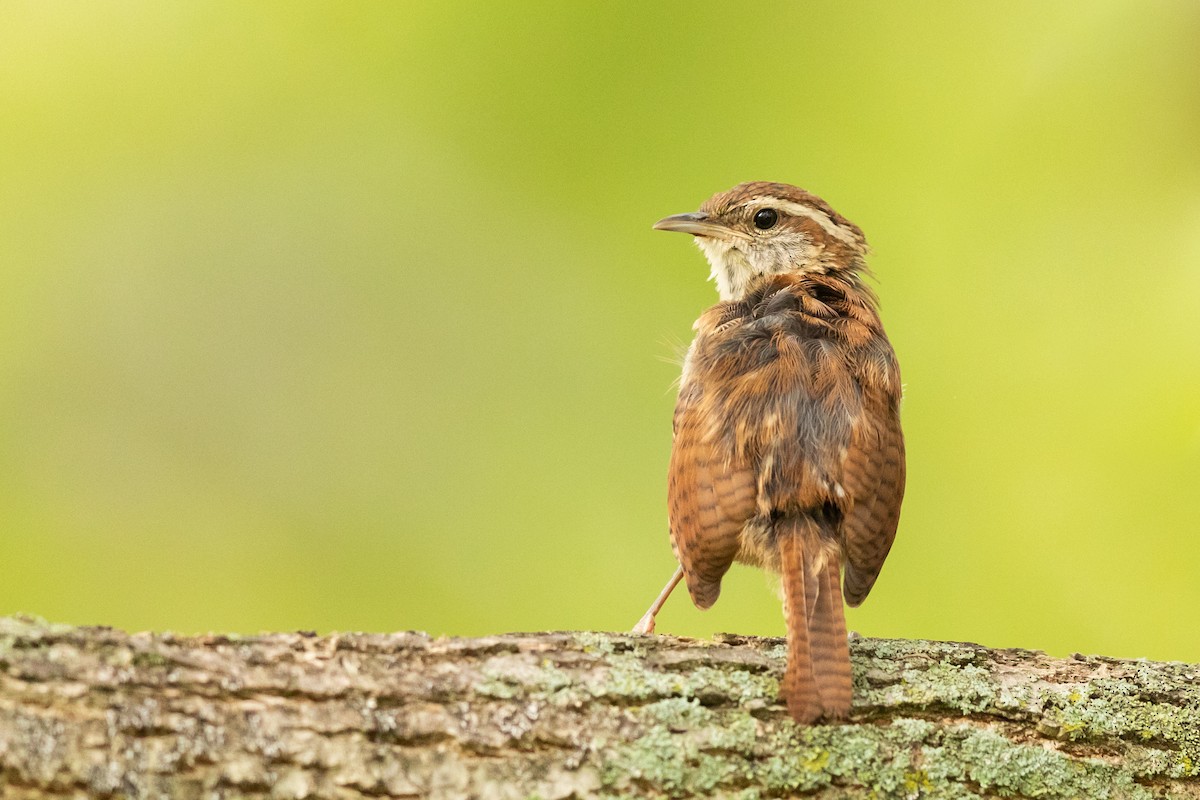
[{"x1": 0, "y1": 615, "x2": 1197, "y2": 799}]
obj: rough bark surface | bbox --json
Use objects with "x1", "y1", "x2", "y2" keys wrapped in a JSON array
[{"x1": 0, "y1": 615, "x2": 1197, "y2": 799}]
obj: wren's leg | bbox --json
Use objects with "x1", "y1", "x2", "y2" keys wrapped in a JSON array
[{"x1": 631, "y1": 565, "x2": 685, "y2": 635}]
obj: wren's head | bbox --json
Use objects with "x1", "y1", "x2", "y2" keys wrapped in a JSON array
[{"x1": 654, "y1": 181, "x2": 869, "y2": 301}]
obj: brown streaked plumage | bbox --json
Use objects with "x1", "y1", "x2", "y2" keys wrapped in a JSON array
[{"x1": 633, "y1": 181, "x2": 905, "y2": 724}]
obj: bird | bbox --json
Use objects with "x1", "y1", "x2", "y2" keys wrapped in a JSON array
[{"x1": 632, "y1": 181, "x2": 905, "y2": 724}]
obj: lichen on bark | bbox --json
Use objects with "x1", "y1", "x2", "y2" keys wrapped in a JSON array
[{"x1": 0, "y1": 615, "x2": 1197, "y2": 799}]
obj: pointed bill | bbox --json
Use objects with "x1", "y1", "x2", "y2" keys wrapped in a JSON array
[{"x1": 653, "y1": 211, "x2": 727, "y2": 237}]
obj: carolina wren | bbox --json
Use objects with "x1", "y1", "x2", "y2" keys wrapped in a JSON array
[{"x1": 634, "y1": 182, "x2": 905, "y2": 724}]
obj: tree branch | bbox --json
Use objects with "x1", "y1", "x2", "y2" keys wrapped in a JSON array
[{"x1": 0, "y1": 615, "x2": 1197, "y2": 798}]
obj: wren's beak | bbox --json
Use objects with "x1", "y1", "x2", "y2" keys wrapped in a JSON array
[{"x1": 653, "y1": 211, "x2": 727, "y2": 238}]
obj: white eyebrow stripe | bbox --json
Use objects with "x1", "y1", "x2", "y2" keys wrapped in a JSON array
[{"x1": 752, "y1": 196, "x2": 859, "y2": 245}]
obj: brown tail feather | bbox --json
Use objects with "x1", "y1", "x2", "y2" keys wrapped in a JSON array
[
  {"x1": 810, "y1": 554, "x2": 853, "y2": 718},
  {"x1": 779, "y1": 529, "x2": 820, "y2": 724},
  {"x1": 779, "y1": 521, "x2": 853, "y2": 723}
]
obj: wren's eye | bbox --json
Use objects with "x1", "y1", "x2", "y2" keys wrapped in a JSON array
[{"x1": 753, "y1": 208, "x2": 779, "y2": 230}]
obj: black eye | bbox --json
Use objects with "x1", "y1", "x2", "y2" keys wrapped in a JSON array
[{"x1": 753, "y1": 208, "x2": 778, "y2": 230}]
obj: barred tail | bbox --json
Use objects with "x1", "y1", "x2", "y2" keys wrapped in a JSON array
[{"x1": 779, "y1": 519, "x2": 853, "y2": 723}]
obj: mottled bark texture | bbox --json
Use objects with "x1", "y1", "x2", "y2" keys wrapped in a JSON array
[{"x1": 0, "y1": 616, "x2": 1197, "y2": 799}]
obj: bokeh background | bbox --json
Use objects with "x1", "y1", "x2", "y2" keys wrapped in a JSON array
[{"x1": 2, "y1": 3, "x2": 1198, "y2": 663}]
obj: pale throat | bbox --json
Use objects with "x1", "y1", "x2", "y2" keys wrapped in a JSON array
[
  {"x1": 695, "y1": 237, "x2": 757, "y2": 301},
  {"x1": 695, "y1": 235, "x2": 817, "y2": 302}
]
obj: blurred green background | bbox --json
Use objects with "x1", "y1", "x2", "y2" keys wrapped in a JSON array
[{"x1": 1, "y1": 3, "x2": 1198, "y2": 663}]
